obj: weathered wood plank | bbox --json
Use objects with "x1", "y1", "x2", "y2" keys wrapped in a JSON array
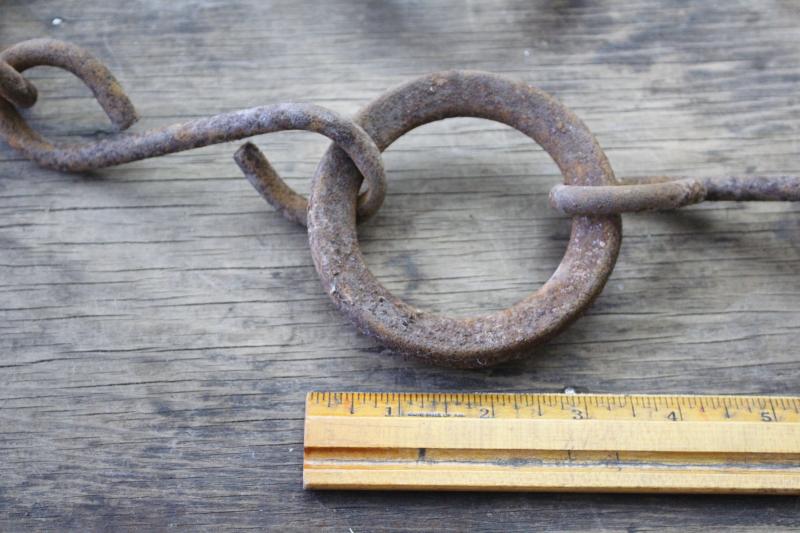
[{"x1": 2, "y1": 0, "x2": 800, "y2": 530}]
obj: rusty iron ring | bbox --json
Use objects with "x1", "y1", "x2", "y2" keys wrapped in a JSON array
[
  {"x1": 0, "y1": 39, "x2": 387, "y2": 223},
  {"x1": 308, "y1": 71, "x2": 622, "y2": 368}
]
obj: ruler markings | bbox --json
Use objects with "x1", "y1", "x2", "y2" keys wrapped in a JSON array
[
  {"x1": 304, "y1": 392, "x2": 800, "y2": 494},
  {"x1": 306, "y1": 393, "x2": 800, "y2": 421}
]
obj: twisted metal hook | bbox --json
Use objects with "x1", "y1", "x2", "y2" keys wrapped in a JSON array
[{"x1": 0, "y1": 39, "x2": 386, "y2": 224}]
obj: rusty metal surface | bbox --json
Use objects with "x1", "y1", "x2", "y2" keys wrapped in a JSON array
[
  {"x1": 550, "y1": 175, "x2": 800, "y2": 214},
  {"x1": 550, "y1": 178, "x2": 706, "y2": 215},
  {"x1": 698, "y1": 175, "x2": 800, "y2": 201},
  {"x1": 235, "y1": 142, "x2": 311, "y2": 227},
  {"x1": 307, "y1": 71, "x2": 622, "y2": 368},
  {"x1": 0, "y1": 59, "x2": 37, "y2": 109},
  {"x1": 3, "y1": 38, "x2": 800, "y2": 368},
  {"x1": 1, "y1": 39, "x2": 138, "y2": 131},
  {"x1": 0, "y1": 39, "x2": 387, "y2": 223}
]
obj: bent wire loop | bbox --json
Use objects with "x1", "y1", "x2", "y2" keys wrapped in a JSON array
[
  {"x1": 0, "y1": 39, "x2": 386, "y2": 225},
  {"x1": 2, "y1": 38, "x2": 799, "y2": 368}
]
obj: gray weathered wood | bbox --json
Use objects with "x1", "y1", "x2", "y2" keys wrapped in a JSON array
[{"x1": 2, "y1": 0, "x2": 800, "y2": 530}]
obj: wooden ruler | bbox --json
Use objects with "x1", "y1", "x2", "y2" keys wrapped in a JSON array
[{"x1": 303, "y1": 392, "x2": 800, "y2": 494}]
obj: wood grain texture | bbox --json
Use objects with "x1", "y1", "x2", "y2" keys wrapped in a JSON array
[{"x1": 2, "y1": 0, "x2": 800, "y2": 530}]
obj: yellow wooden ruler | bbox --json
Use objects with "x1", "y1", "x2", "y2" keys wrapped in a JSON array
[{"x1": 303, "y1": 392, "x2": 800, "y2": 494}]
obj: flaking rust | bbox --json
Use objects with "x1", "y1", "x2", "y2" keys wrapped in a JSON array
[
  {"x1": 307, "y1": 71, "x2": 621, "y2": 368},
  {"x1": 1, "y1": 39, "x2": 799, "y2": 368}
]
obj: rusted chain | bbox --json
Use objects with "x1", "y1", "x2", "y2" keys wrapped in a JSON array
[
  {"x1": 308, "y1": 71, "x2": 621, "y2": 368},
  {"x1": 0, "y1": 39, "x2": 387, "y2": 223},
  {"x1": 2, "y1": 38, "x2": 800, "y2": 368}
]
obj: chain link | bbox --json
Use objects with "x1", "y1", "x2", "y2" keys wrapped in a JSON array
[{"x1": 1, "y1": 39, "x2": 798, "y2": 367}]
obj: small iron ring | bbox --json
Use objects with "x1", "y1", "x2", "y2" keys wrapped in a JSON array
[{"x1": 308, "y1": 71, "x2": 622, "y2": 368}]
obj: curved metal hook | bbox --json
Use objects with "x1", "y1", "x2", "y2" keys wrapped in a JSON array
[
  {"x1": 0, "y1": 59, "x2": 38, "y2": 109},
  {"x1": 0, "y1": 39, "x2": 387, "y2": 224},
  {"x1": 1, "y1": 38, "x2": 138, "y2": 130},
  {"x1": 235, "y1": 142, "x2": 310, "y2": 226}
]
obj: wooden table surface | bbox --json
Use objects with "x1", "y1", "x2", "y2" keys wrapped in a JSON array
[{"x1": 2, "y1": 0, "x2": 800, "y2": 530}]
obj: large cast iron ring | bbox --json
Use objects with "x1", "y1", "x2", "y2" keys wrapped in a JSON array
[{"x1": 309, "y1": 71, "x2": 621, "y2": 368}]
